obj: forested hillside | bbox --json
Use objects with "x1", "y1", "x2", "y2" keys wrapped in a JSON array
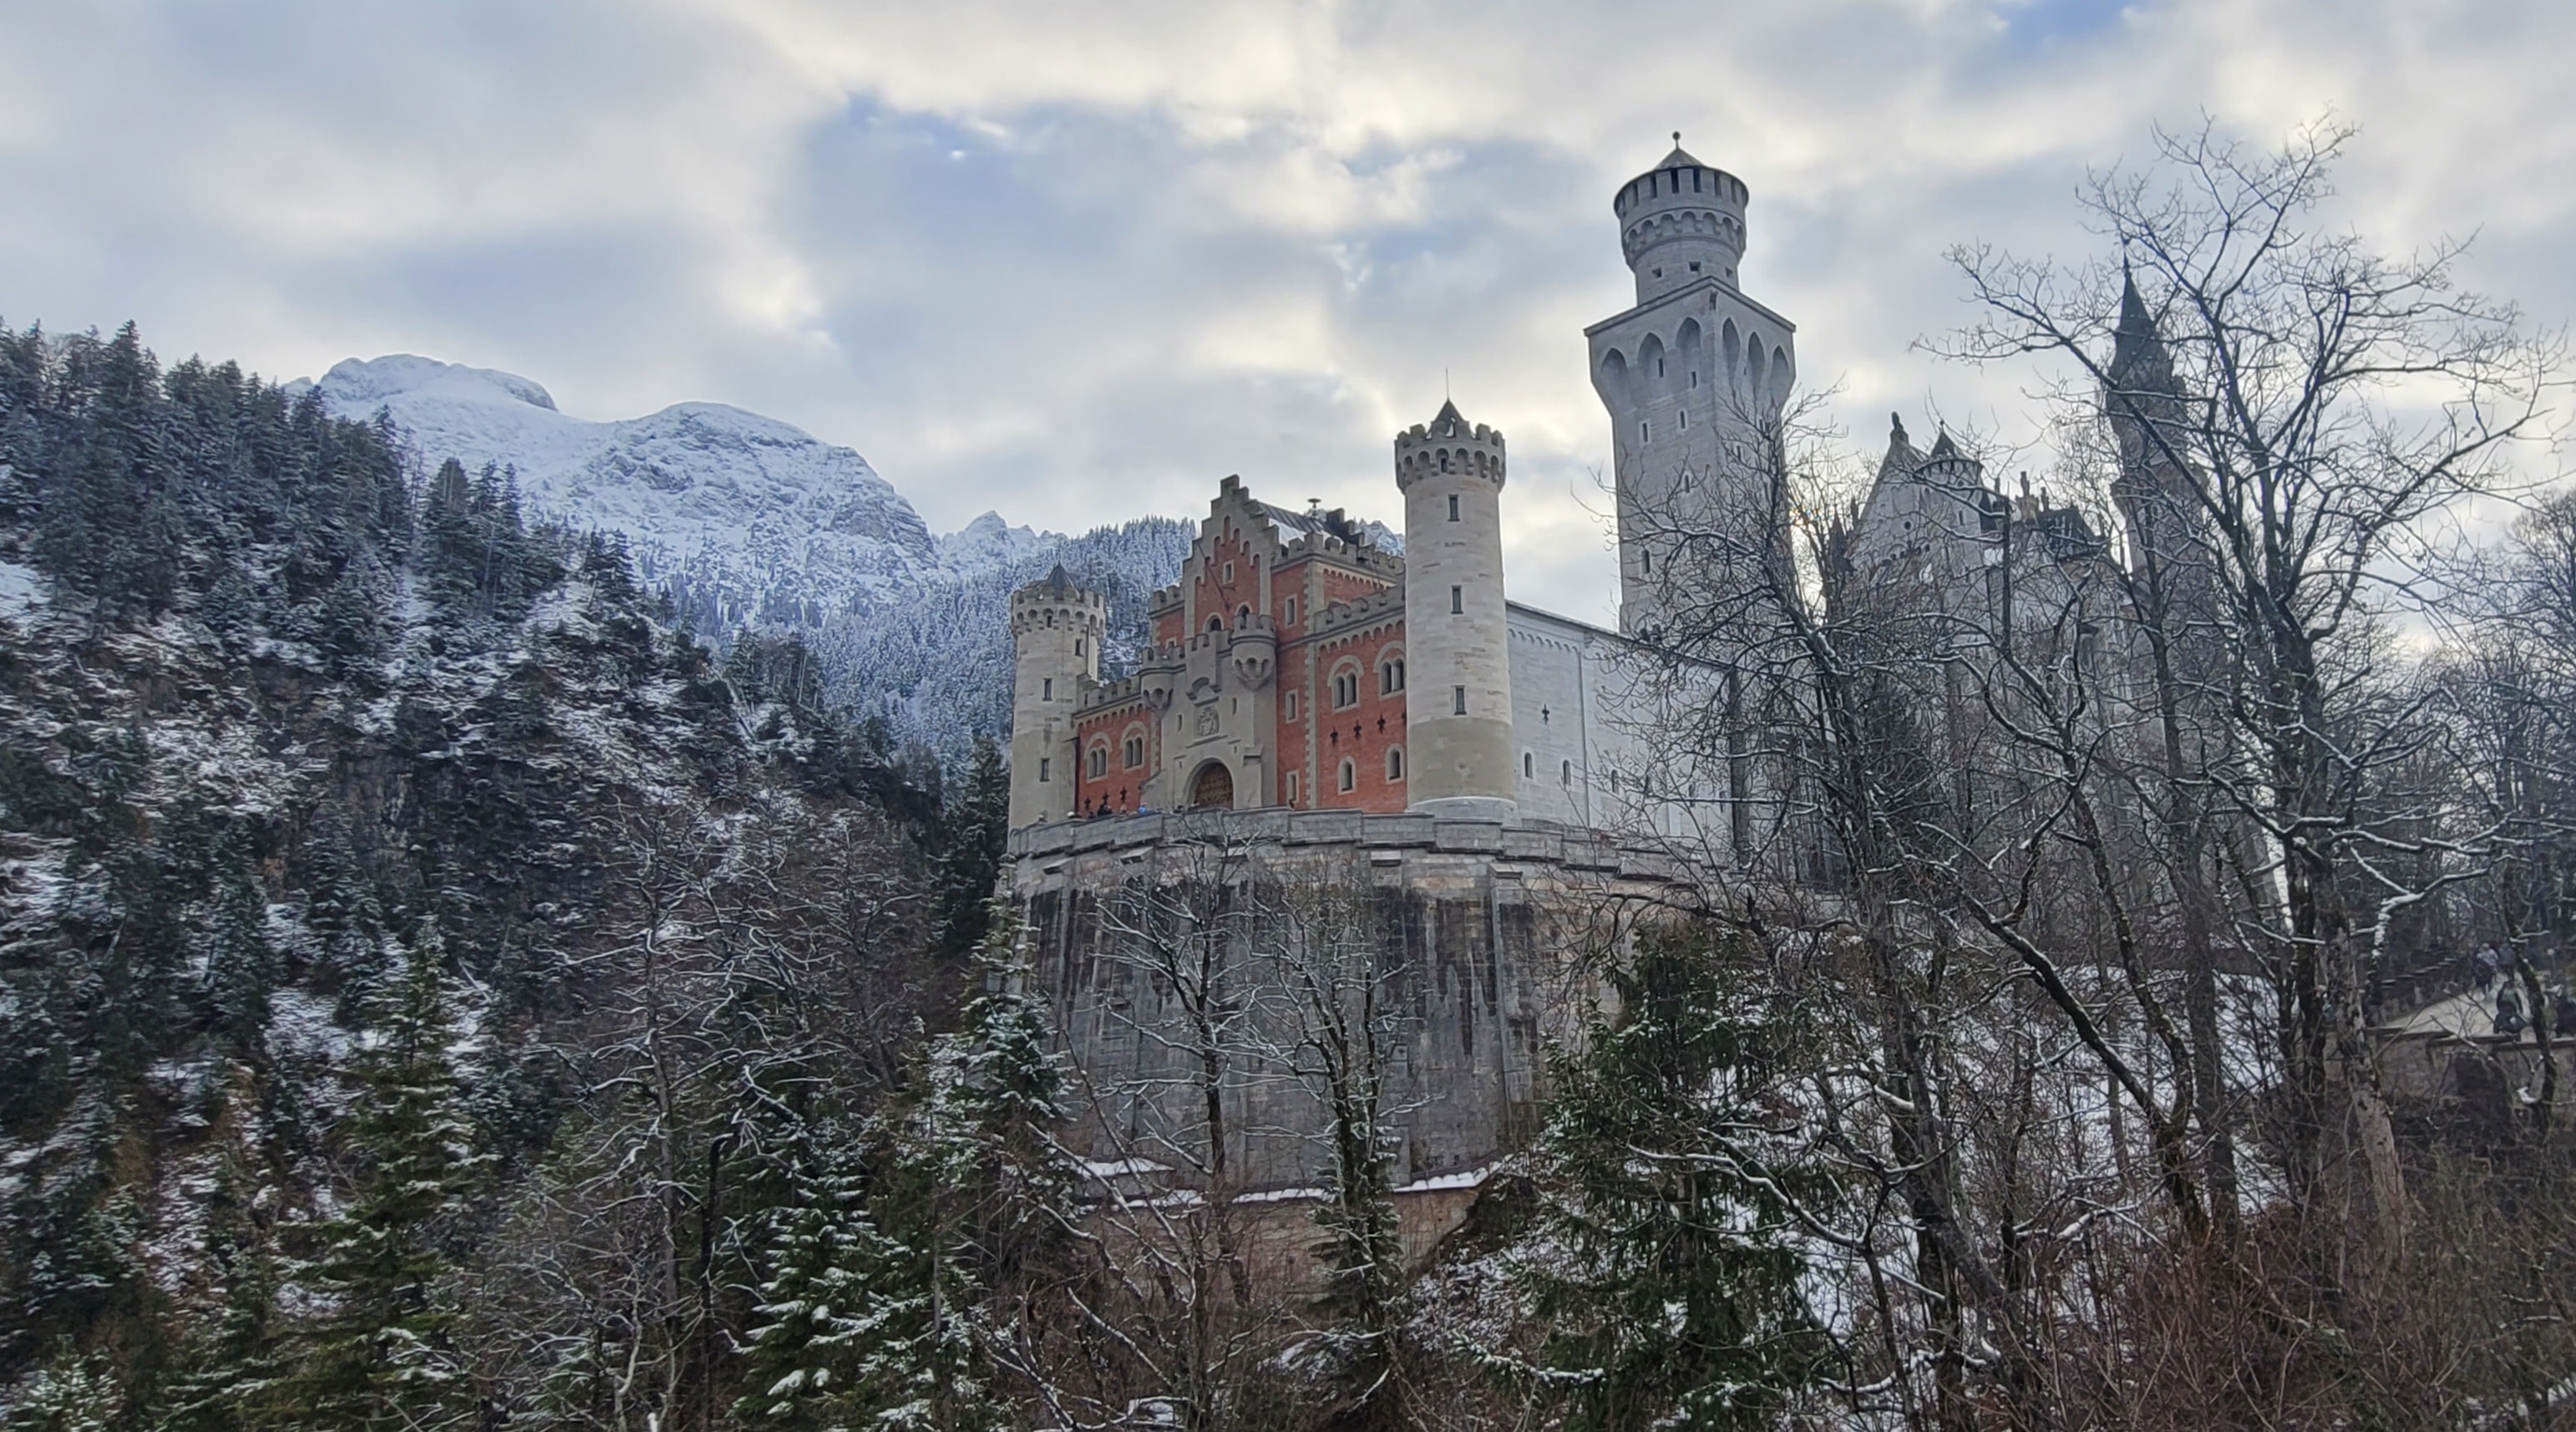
[
  {"x1": 295, "y1": 353, "x2": 1196, "y2": 769},
  {"x1": 0, "y1": 321, "x2": 1037, "y2": 1425}
]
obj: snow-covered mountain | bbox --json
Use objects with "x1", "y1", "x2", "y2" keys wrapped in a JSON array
[
  {"x1": 299, "y1": 355, "x2": 936, "y2": 628},
  {"x1": 297, "y1": 353, "x2": 1194, "y2": 764}
]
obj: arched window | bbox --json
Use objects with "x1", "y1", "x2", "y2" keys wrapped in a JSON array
[
  {"x1": 1206, "y1": 616, "x2": 1224, "y2": 633},
  {"x1": 1088, "y1": 744, "x2": 1108, "y2": 779},
  {"x1": 1524, "y1": 751, "x2": 1534, "y2": 779},
  {"x1": 1236, "y1": 604, "x2": 1252, "y2": 628},
  {"x1": 1338, "y1": 758, "x2": 1356, "y2": 793},
  {"x1": 1379, "y1": 657, "x2": 1405, "y2": 695},
  {"x1": 1123, "y1": 734, "x2": 1145, "y2": 768},
  {"x1": 1386, "y1": 747, "x2": 1405, "y2": 781},
  {"x1": 1561, "y1": 759, "x2": 1573, "y2": 785},
  {"x1": 1332, "y1": 666, "x2": 1361, "y2": 709}
]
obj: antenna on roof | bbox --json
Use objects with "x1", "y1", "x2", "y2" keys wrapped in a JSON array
[{"x1": 1444, "y1": 367, "x2": 1451, "y2": 401}]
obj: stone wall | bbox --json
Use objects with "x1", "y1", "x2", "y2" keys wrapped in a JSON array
[{"x1": 1011, "y1": 809, "x2": 1703, "y2": 1194}]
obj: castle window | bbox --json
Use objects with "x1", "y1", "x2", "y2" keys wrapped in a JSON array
[
  {"x1": 1237, "y1": 604, "x2": 1252, "y2": 628},
  {"x1": 1651, "y1": 267, "x2": 1662, "y2": 279},
  {"x1": 1042, "y1": 678, "x2": 1052, "y2": 701},
  {"x1": 1333, "y1": 668, "x2": 1360, "y2": 709},
  {"x1": 1285, "y1": 597, "x2": 1298, "y2": 624},
  {"x1": 1656, "y1": 356, "x2": 1666, "y2": 378},
  {"x1": 1689, "y1": 261, "x2": 1701, "y2": 272},
  {"x1": 1088, "y1": 746, "x2": 1107, "y2": 778},
  {"x1": 1208, "y1": 616, "x2": 1224, "y2": 633},
  {"x1": 1285, "y1": 688, "x2": 1299, "y2": 721},
  {"x1": 1123, "y1": 735, "x2": 1144, "y2": 768},
  {"x1": 1640, "y1": 420, "x2": 1651, "y2": 444},
  {"x1": 1448, "y1": 494, "x2": 1459, "y2": 522},
  {"x1": 1690, "y1": 370, "x2": 1699, "y2": 388},
  {"x1": 1524, "y1": 752, "x2": 1535, "y2": 779},
  {"x1": 1449, "y1": 586, "x2": 1463, "y2": 614},
  {"x1": 1678, "y1": 409, "x2": 1688, "y2": 431},
  {"x1": 1642, "y1": 550, "x2": 1653, "y2": 574},
  {"x1": 1225, "y1": 561, "x2": 1235, "y2": 581},
  {"x1": 1380, "y1": 658, "x2": 1405, "y2": 695},
  {"x1": 1338, "y1": 759, "x2": 1356, "y2": 793},
  {"x1": 1561, "y1": 759, "x2": 1573, "y2": 785},
  {"x1": 1075, "y1": 637, "x2": 1085, "y2": 657},
  {"x1": 1287, "y1": 770, "x2": 1300, "y2": 805},
  {"x1": 1387, "y1": 747, "x2": 1405, "y2": 781},
  {"x1": 1453, "y1": 685, "x2": 1467, "y2": 715},
  {"x1": 1039, "y1": 758, "x2": 1051, "y2": 782}
]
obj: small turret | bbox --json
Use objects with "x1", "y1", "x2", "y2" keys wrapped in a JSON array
[
  {"x1": 1612, "y1": 135, "x2": 1752, "y2": 306},
  {"x1": 1007, "y1": 566, "x2": 1106, "y2": 830},
  {"x1": 1396, "y1": 400, "x2": 1516, "y2": 821}
]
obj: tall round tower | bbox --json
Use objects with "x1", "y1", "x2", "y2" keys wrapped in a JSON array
[
  {"x1": 1007, "y1": 566, "x2": 1105, "y2": 830},
  {"x1": 1397, "y1": 401, "x2": 1515, "y2": 821},
  {"x1": 1589, "y1": 137, "x2": 1794, "y2": 637}
]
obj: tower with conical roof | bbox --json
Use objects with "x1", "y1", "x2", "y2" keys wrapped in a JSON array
[
  {"x1": 2103, "y1": 270, "x2": 2208, "y2": 587},
  {"x1": 1396, "y1": 399, "x2": 1516, "y2": 820},
  {"x1": 1007, "y1": 565, "x2": 1105, "y2": 829},
  {"x1": 1585, "y1": 136, "x2": 1798, "y2": 636}
]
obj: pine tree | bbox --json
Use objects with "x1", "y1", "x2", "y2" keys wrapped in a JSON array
[
  {"x1": 756, "y1": 900, "x2": 1072, "y2": 1432},
  {"x1": 1509, "y1": 927, "x2": 1825, "y2": 1431},
  {"x1": 158, "y1": 1068, "x2": 287, "y2": 1432},
  {"x1": 259, "y1": 941, "x2": 481, "y2": 1430},
  {"x1": 733, "y1": 1129, "x2": 905, "y2": 1430},
  {"x1": 201, "y1": 831, "x2": 275, "y2": 1056},
  {"x1": 928, "y1": 738, "x2": 1009, "y2": 961}
]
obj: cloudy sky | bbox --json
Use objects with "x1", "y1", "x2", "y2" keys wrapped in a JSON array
[{"x1": 3, "y1": 0, "x2": 2567, "y2": 623}]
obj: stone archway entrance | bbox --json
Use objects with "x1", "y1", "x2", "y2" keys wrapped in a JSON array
[{"x1": 1189, "y1": 760, "x2": 1235, "y2": 811}]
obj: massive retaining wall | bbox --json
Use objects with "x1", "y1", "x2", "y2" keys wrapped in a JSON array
[{"x1": 1009, "y1": 809, "x2": 1705, "y2": 1193}]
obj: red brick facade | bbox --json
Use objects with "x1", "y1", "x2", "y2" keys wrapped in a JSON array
[{"x1": 1084, "y1": 482, "x2": 1413, "y2": 817}]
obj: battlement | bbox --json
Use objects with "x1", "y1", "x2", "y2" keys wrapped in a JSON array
[
  {"x1": 1394, "y1": 400, "x2": 1506, "y2": 492},
  {"x1": 1010, "y1": 566, "x2": 1106, "y2": 635},
  {"x1": 1614, "y1": 140, "x2": 1752, "y2": 304},
  {"x1": 1310, "y1": 586, "x2": 1406, "y2": 638}
]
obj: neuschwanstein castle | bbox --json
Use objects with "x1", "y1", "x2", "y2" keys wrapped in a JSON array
[
  {"x1": 1005, "y1": 140, "x2": 2110, "y2": 842},
  {"x1": 1001, "y1": 141, "x2": 2151, "y2": 1212},
  {"x1": 1006, "y1": 140, "x2": 1809, "y2": 839}
]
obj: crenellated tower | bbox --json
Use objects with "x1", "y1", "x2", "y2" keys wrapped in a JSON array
[
  {"x1": 1587, "y1": 138, "x2": 1797, "y2": 637},
  {"x1": 1396, "y1": 400, "x2": 1515, "y2": 820},
  {"x1": 1007, "y1": 566, "x2": 1105, "y2": 830}
]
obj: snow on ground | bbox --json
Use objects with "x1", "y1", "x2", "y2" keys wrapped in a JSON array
[{"x1": 0, "y1": 560, "x2": 43, "y2": 617}]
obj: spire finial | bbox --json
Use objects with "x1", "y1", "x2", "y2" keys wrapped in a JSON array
[{"x1": 1673, "y1": 130, "x2": 1681, "y2": 147}]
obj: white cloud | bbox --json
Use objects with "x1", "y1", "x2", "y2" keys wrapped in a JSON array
[{"x1": 0, "y1": 0, "x2": 2568, "y2": 624}]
